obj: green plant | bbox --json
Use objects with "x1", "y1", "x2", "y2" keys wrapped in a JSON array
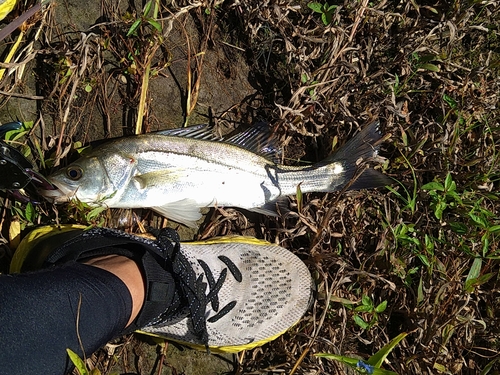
[
  {"x1": 386, "y1": 152, "x2": 418, "y2": 215},
  {"x1": 300, "y1": 73, "x2": 319, "y2": 100},
  {"x1": 307, "y1": 2, "x2": 338, "y2": 26},
  {"x1": 422, "y1": 172, "x2": 499, "y2": 293},
  {"x1": 126, "y1": 0, "x2": 162, "y2": 37},
  {"x1": 315, "y1": 332, "x2": 407, "y2": 374},
  {"x1": 422, "y1": 172, "x2": 461, "y2": 221},
  {"x1": 4, "y1": 121, "x2": 34, "y2": 158},
  {"x1": 388, "y1": 52, "x2": 441, "y2": 97},
  {"x1": 65, "y1": 196, "x2": 114, "y2": 227},
  {"x1": 122, "y1": 0, "x2": 164, "y2": 134},
  {"x1": 3, "y1": 122, "x2": 46, "y2": 228},
  {"x1": 10, "y1": 201, "x2": 37, "y2": 229},
  {"x1": 3, "y1": 121, "x2": 49, "y2": 169},
  {"x1": 422, "y1": 173, "x2": 499, "y2": 257},
  {"x1": 67, "y1": 348, "x2": 102, "y2": 375},
  {"x1": 351, "y1": 295, "x2": 387, "y2": 331}
]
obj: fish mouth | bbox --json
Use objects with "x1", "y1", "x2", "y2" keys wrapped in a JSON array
[{"x1": 38, "y1": 182, "x2": 76, "y2": 204}]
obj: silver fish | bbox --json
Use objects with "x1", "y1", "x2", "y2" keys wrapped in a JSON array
[{"x1": 42, "y1": 122, "x2": 391, "y2": 227}]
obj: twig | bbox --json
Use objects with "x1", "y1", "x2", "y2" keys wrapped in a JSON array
[
  {"x1": 0, "y1": 51, "x2": 38, "y2": 68},
  {"x1": 309, "y1": 164, "x2": 371, "y2": 254},
  {"x1": 75, "y1": 293, "x2": 87, "y2": 362},
  {"x1": 56, "y1": 77, "x2": 80, "y2": 161},
  {"x1": 219, "y1": 40, "x2": 245, "y2": 52},
  {"x1": 0, "y1": 2, "x2": 41, "y2": 42},
  {"x1": 181, "y1": 1, "x2": 214, "y2": 126},
  {"x1": 135, "y1": 47, "x2": 158, "y2": 134},
  {"x1": 0, "y1": 90, "x2": 43, "y2": 100},
  {"x1": 348, "y1": 0, "x2": 369, "y2": 43},
  {"x1": 156, "y1": 340, "x2": 168, "y2": 375},
  {"x1": 289, "y1": 347, "x2": 310, "y2": 375}
]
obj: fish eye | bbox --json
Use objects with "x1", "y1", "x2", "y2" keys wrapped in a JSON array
[{"x1": 66, "y1": 166, "x2": 83, "y2": 180}]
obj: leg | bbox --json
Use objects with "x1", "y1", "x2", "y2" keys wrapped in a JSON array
[
  {"x1": 2, "y1": 226, "x2": 314, "y2": 373},
  {"x1": 0, "y1": 257, "x2": 144, "y2": 375}
]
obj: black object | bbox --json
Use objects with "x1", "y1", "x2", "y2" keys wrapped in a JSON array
[
  {"x1": 0, "y1": 141, "x2": 35, "y2": 190},
  {"x1": 0, "y1": 122, "x2": 55, "y2": 193}
]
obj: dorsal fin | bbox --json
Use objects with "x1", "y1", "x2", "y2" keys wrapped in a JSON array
[
  {"x1": 155, "y1": 124, "x2": 221, "y2": 141},
  {"x1": 156, "y1": 122, "x2": 281, "y2": 162},
  {"x1": 223, "y1": 122, "x2": 280, "y2": 161}
]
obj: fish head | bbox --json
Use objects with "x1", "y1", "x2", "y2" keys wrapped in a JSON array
[{"x1": 41, "y1": 152, "x2": 135, "y2": 205}]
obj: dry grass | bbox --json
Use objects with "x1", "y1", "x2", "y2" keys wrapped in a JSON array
[{"x1": 1, "y1": 0, "x2": 500, "y2": 374}]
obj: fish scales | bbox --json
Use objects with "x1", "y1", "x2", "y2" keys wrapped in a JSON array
[
  {"x1": 124, "y1": 135, "x2": 272, "y2": 173},
  {"x1": 41, "y1": 122, "x2": 391, "y2": 227},
  {"x1": 106, "y1": 135, "x2": 282, "y2": 209}
]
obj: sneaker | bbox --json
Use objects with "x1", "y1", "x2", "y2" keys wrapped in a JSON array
[{"x1": 11, "y1": 226, "x2": 314, "y2": 353}]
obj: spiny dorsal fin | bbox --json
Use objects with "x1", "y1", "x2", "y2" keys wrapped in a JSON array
[
  {"x1": 155, "y1": 124, "x2": 221, "y2": 141},
  {"x1": 157, "y1": 122, "x2": 281, "y2": 162},
  {"x1": 223, "y1": 122, "x2": 280, "y2": 161}
]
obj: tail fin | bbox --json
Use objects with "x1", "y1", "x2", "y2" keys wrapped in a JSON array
[{"x1": 324, "y1": 121, "x2": 392, "y2": 191}]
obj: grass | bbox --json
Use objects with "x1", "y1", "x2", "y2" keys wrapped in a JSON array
[{"x1": 1, "y1": 0, "x2": 500, "y2": 374}]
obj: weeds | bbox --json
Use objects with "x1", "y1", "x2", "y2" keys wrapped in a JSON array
[
  {"x1": 125, "y1": 0, "x2": 163, "y2": 135},
  {"x1": 422, "y1": 173, "x2": 460, "y2": 221},
  {"x1": 388, "y1": 53, "x2": 441, "y2": 99},
  {"x1": 66, "y1": 349, "x2": 95, "y2": 375},
  {"x1": 307, "y1": 2, "x2": 338, "y2": 26},
  {"x1": 422, "y1": 172, "x2": 500, "y2": 259},
  {"x1": 351, "y1": 295, "x2": 388, "y2": 331},
  {"x1": 1, "y1": 0, "x2": 499, "y2": 374},
  {"x1": 316, "y1": 332, "x2": 407, "y2": 375},
  {"x1": 126, "y1": 1, "x2": 162, "y2": 38}
]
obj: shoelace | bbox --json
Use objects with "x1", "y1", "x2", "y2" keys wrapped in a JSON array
[{"x1": 152, "y1": 229, "x2": 242, "y2": 351}]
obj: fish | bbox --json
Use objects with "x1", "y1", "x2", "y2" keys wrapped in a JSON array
[{"x1": 41, "y1": 121, "x2": 391, "y2": 227}]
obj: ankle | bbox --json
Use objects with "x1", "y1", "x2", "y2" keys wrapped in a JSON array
[{"x1": 84, "y1": 255, "x2": 145, "y2": 327}]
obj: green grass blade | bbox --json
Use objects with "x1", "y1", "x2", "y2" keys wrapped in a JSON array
[
  {"x1": 367, "y1": 332, "x2": 407, "y2": 367},
  {"x1": 126, "y1": 19, "x2": 142, "y2": 36},
  {"x1": 143, "y1": 0, "x2": 152, "y2": 16},
  {"x1": 314, "y1": 353, "x2": 359, "y2": 365},
  {"x1": 296, "y1": 183, "x2": 303, "y2": 212},
  {"x1": 481, "y1": 357, "x2": 500, "y2": 375},
  {"x1": 488, "y1": 225, "x2": 500, "y2": 233},
  {"x1": 147, "y1": 19, "x2": 162, "y2": 32},
  {"x1": 66, "y1": 348, "x2": 88, "y2": 375},
  {"x1": 315, "y1": 353, "x2": 399, "y2": 374}
]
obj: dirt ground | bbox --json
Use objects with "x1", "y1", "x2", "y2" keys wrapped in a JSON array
[{"x1": 1, "y1": 0, "x2": 500, "y2": 374}]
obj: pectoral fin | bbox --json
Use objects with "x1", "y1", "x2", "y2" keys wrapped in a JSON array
[
  {"x1": 152, "y1": 199, "x2": 202, "y2": 228},
  {"x1": 133, "y1": 169, "x2": 185, "y2": 190}
]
